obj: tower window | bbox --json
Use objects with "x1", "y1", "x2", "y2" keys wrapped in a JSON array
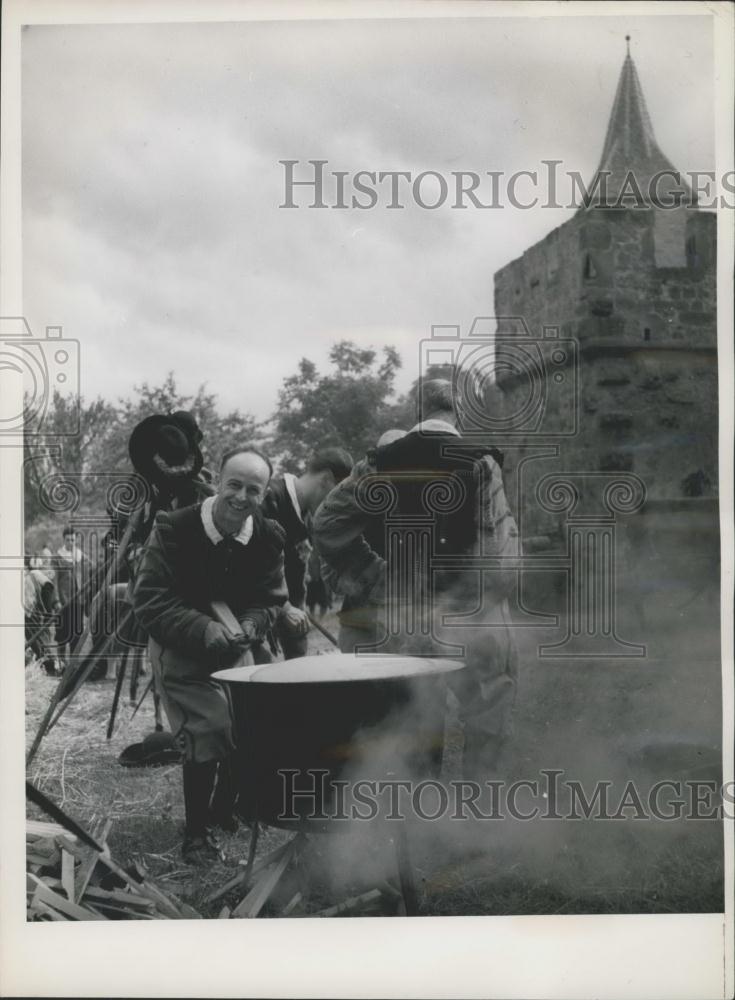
[
  {"x1": 583, "y1": 254, "x2": 597, "y2": 280},
  {"x1": 643, "y1": 328, "x2": 651, "y2": 341}
]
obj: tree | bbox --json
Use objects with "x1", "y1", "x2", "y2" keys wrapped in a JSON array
[
  {"x1": 269, "y1": 341, "x2": 402, "y2": 471},
  {"x1": 24, "y1": 391, "x2": 119, "y2": 526},
  {"x1": 113, "y1": 372, "x2": 262, "y2": 474},
  {"x1": 24, "y1": 375, "x2": 261, "y2": 532}
]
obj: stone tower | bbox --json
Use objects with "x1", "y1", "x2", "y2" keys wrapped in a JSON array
[{"x1": 493, "y1": 44, "x2": 718, "y2": 556}]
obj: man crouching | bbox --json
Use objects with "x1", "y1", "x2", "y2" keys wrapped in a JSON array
[{"x1": 133, "y1": 447, "x2": 287, "y2": 863}]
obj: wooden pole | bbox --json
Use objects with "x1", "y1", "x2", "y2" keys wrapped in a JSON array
[
  {"x1": 105, "y1": 649, "x2": 129, "y2": 740},
  {"x1": 306, "y1": 612, "x2": 339, "y2": 648}
]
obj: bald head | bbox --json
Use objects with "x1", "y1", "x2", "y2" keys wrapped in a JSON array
[{"x1": 214, "y1": 449, "x2": 272, "y2": 536}]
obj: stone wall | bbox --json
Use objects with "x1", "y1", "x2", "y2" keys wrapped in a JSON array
[{"x1": 493, "y1": 207, "x2": 718, "y2": 544}]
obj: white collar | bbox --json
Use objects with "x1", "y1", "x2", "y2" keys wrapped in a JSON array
[
  {"x1": 283, "y1": 473, "x2": 304, "y2": 524},
  {"x1": 410, "y1": 419, "x2": 460, "y2": 436},
  {"x1": 201, "y1": 495, "x2": 254, "y2": 547}
]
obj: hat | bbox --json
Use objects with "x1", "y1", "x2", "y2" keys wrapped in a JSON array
[
  {"x1": 128, "y1": 412, "x2": 204, "y2": 492},
  {"x1": 118, "y1": 730, "x2": 184, "y2": 768}
]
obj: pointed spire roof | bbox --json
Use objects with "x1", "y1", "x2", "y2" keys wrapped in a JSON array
[{"x1": 585, "y1": 39, "x2": 691, "y2": 208}]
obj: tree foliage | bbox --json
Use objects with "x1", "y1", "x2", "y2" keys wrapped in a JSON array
[
  {"x1": 24, "y1": 341, "x2": 414, "y2": 539},
  {"x1": 24, "y1": 375, "x2": 261, "y2": 532},
  {"x1": 270, "y1": 341, "x2": 402, "y2": 471}
]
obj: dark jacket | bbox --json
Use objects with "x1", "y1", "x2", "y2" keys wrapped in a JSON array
[
  {"x1": 313, "y1": 424, "x2": 518, "y2": 611},
  {"x1": 132, "y1": 503, "x2": 287, "y2": 658},
  {"x1": 262, "y1": 476, "x2": 310, "y2": 608}
]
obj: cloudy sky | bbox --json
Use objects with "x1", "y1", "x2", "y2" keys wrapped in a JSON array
[{"x1": 21, "y1": 11, "x2": 714, "y2": 423}]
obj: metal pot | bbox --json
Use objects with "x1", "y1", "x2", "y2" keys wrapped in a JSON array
[{"x1": 214, "y1": 653, "x2": 464, "y2": 829}]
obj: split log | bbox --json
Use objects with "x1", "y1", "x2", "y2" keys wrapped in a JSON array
[
  {"x1": 314, "y1": 889, "x2": 382, "y2": 918},
  {"x1": 231, "y1": 836, "x2": 302, "y2": 919}
]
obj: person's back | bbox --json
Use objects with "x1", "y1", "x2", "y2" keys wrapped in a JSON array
[{"x1": 313, "y1": 379, "x2": 519, "y2": 776}]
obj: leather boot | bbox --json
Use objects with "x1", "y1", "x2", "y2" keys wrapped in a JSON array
[
  {"x1": 182, "y1": 760, "x2": 219, "y2": 862},
  {"x1": 209, "y1": 755, "x2": 239, "y2": 832}
]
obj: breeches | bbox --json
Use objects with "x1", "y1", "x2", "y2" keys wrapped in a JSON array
[{"x1": 149, "y1": 638, "x2": 235, "y2": 764}]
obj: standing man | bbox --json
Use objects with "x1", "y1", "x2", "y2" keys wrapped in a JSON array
[
  {"x1": 133, "y1": 447, "x2": 287, "y2": 862},
  {"x1": 311, "y1": 430, "x2": 405, "y2": 655},
  {"x1": 54, "y1": 526, "x2": 89, "y2": 661},
  {"x1": 263, "y1": 448, "x2": 353, "y2": 659},
  {"x1": 313, "y1": 380, "x2": 519, "y2": 778}
]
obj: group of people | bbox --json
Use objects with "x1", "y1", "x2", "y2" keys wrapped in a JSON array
[
  {"x1": 127, "y1": 378, "x2": 519, "y2": 863},
  {"x1": 27, "y1": 380, "x2": 520, "y2": 864},
  {"x1": 24, "y1": 527, "x2": 91, "y2": 675}
]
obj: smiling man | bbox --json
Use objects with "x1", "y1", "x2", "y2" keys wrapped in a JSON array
[{"x1": 133, "y1": 447, "x2": 287, "y2": 862}]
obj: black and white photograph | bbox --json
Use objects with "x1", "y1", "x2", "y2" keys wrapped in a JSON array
[{"x1": 0, "y1": 1, "x2": 733, "y2": 997}]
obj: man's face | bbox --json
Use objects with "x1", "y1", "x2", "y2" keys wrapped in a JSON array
[
  {"x1": 63, "y1": 533, "x2": 76, "y2": 547},
  {"x1": 214, "y1": 452, "x2": 271, "y2": 533}
]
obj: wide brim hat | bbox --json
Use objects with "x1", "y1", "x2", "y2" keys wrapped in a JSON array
[{"x1": 128, "y1": 412, "x2": 204, "y2": 489}]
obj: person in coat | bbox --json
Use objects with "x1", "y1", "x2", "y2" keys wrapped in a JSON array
[
  {"x1": 313, "y1": 380, "x2": 519, "y2": 778},
  {"x1": 262, "y1": 448, "x2": 353, "y2": 659},
  {"x1": 133, "y1": 446, "x2": 287, "y2": 862},
  {"x1": 54, "y1": 526, "x2": 89, "y2": 660}
]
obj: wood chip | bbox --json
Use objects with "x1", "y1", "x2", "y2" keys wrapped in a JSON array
[
  {"x1": 231, "y1": 837, "x2": 300, "y2": 919},
  {"x1": 205, "y1": 840, "x2": 293, "y2": 905},
  {"x1": 280, "y1": 892, "x2": 303, "y2": 916},
  {"x1": 61, "y1": 848, "x2": 75, "y2": 900},
  {"x1": 27, "y1": 875, "x2": 107, "y2": 921},
  {"x1": 27, "y1": 820, "x2": 75, "y2": 840},
  {"x1": 314, "y1": 889, "x2": 382, "y2": 918}
]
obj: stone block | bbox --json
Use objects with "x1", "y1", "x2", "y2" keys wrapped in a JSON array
[
  {"x1": 589, "y1": 298, "x2": 614, "y2": 317},
  {"x1": 599, "y1": 451, "x2": 634, "y2": 472},
  {"x1": 681, "y1": 311, "x2": 715, "y2": 325},
  {"x1": 579, "y1": 221, "x2": 612, "y2": 250},
  {"x1": 596, "y1": 315, "x2": 626, "y2": 337},
  {"x1": 599, "y1": 412, "x2": 634, "y2": 431}
]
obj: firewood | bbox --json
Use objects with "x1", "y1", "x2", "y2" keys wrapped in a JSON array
[
  {"x1": 27, "y1": 852, "x2": 59, "y2": 868},
  {"x1": 32, "y1": 901, "x2": 69, "y2": 921},
  {"x1": 204, "y1": 839, "x2": 293, "y2": 904},
  {"x1": 231, "y1": 837, "x2": 301, "y2": 919},
  {"x1": 82, "y1": 887, "x2": 156, "y2": 910},
  {"x1": 27, "y1": 875, "x2": 106, "y2": 921},
  {"x1": 26, "y1": 820, "x2": 75, "y2": 840},
  {"x1": 280, "y1": 891, "x2": 303, "y2": 916},
  {"x1": 85, "y1": 902, "x2": 157, "y2": 920},
  {"x1": 61, "y1": 848, "x2": 75, "y2": 900},
  {"x1": 314, "y1": 889, "x2": 382, "y2": 918}
]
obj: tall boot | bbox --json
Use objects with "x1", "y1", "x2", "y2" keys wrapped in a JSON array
[
  {"x1": 210, "y1": 755, "x2": 239, "y2": 832},
  {"x1": 182, "y1": 760, "x2": 219, "y2": 862}
]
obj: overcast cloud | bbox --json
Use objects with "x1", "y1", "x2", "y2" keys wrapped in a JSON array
[{"x1": 21, "y1": 13, "x2": 714, "y2": 423}]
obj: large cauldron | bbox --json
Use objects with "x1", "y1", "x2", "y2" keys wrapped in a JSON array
[{"x1": 213, "y1": 653, "x2": 464, "y2": 829}]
